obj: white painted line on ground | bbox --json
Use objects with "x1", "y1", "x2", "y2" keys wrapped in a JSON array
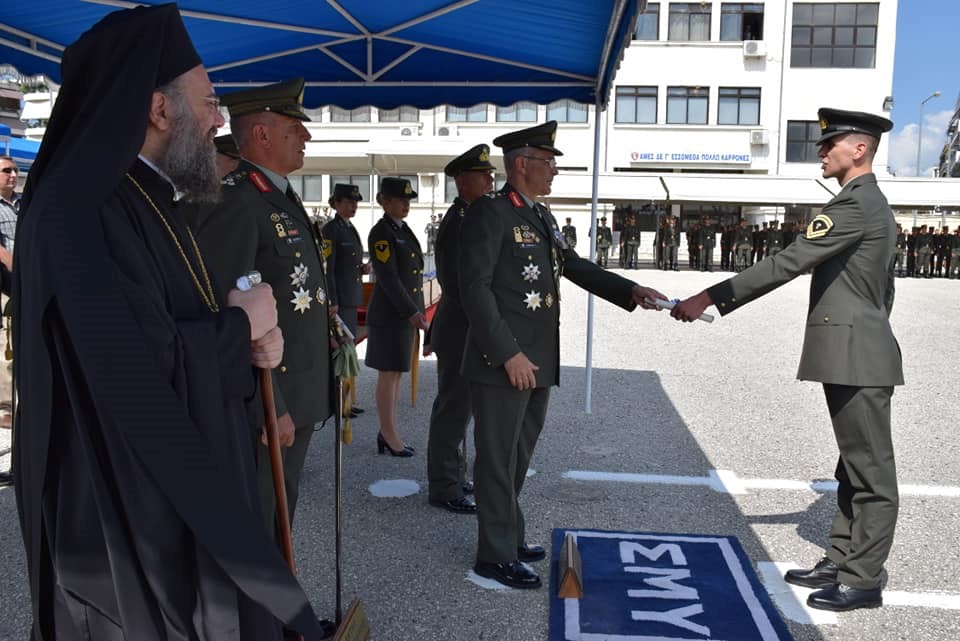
[
  {"x1": 884, "y1": 590, "x2": 960, "y2": 610},
  {"x1": 564, "y1": 469, "x2": 960, "y2": 498},
  {"x1": 758, "y1": 562, "x2": 838, "y2": 626}
]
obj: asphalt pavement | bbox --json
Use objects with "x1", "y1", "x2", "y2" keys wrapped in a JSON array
[{"x1": 1, "y1": 266, "x2": 958, "y2": 641}]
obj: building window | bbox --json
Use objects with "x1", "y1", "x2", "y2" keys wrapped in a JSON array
[
  {"x1": 615, "y1": 86, "x2": 658, "y2": 124},
  {"x1": 720, "y1": 3, "x2": 764, "y2": 40},
  {"x1": 668, "y1": 3, "x2": 712, "y2": 41},
  {"x1": 786, "y1": 121, "x2": 822, "y2": 162},
  {"x1": 791, "y1": 3, "x2": 878, "y2": 68},
  {"x1": 496, "y1": 102, "x2": 538, "y2": 122},
  {"x1": 330, "y1": 175, "x2": 371, "y2": 202},
  {"x1": 547, "y1": 100, "x2": 588, "y2": 123},
  {"x1": 634, "y1": 3, "x2": 660, "y2": 40},
  {"x1": 666, "y1": 86, "x2": 709, "y2": 124},
  {"x1": 718, "y1": 87, "x2": 760, "y2": 125},
  {"x1": 445, "y1": 105, "x2": 488, "y2": 122},
  {"x1": 330, "y1": 106, "x2": 372, "y2": 122},
  {"x1": 379, "y1": 106, "x2": 419, "y2": 122},
  {"x1": 287, "y1": 175, "x2": 323, "y2": 201}
]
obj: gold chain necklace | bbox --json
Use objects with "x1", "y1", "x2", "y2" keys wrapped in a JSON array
[{"x1": 125, "y1": 173, "x2": 219, "y2": 312}]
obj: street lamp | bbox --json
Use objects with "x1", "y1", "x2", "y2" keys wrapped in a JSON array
[{"x1": 915, "y1": 91, "x2": 941, "y2": 178}]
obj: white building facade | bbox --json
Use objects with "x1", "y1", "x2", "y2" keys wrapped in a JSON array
[{"x1": 289, "y1": 0, "x2": 905, "y2": 245}]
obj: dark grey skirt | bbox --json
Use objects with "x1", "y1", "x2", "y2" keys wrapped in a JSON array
[{"x1": 365, "y1": 323, "x2": 415, "y2": 372}]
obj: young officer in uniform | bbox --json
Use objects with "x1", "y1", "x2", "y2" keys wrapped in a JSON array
[
  {"x1": 193, "y1": 78, "x2": 335, "y2": 542},
  {"x1": 459, "y1": 121, "x2": 666, "y2": 589},
  {"x1": 366, "y1": 177, "x2": 427, "y2": 457},
  {"x1": 673, "y1": 108, "x2": 902, "y2": 612},
  {"x1": 323, "y1": 183, "x2": 370, "y2": 337},
  {"x1": 425, "y1": 144, "x2": 496, "y2": 513},
  {"x1": 595, "y1": 216, "x2": 613, "y2": 267}
]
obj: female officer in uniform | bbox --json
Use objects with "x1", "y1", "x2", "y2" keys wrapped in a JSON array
[{"x1": 366, "y1": 177, "x2": 428, "y2": 457}]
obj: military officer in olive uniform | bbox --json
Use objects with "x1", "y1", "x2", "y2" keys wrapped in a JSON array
[
  {"x1": 621, "y1": 214, "x2": 641, "y2": 268},
  {"x1": 425, "y1": 144, "x2": 496, "y2": 514},
  {"x1": 662, "y1": 215, "x2": 680, "y2": 270},
  {"x1": 894, "y1": 224, "x2": 906, "y2": 277},
  {"x1": 425, "y1": 214, "x2": 439, "y2": 255},
  {"x1": 595, "y1": 216, "x2": 613, "y2": 267},
  {"x1": 915, "y1": 225, "x2": 932, "y2": 277},
  {"x1": 459, "y1": 121, "x2": 666, "y2": 590},
  {"x1": 698, "y1": 218, "x2": 715, "y2": 272},
  {"x1": 193, "y1": 78, "x2": 333, "y2": 531},
  {"x1": 561, "y1": 217, "x2": 577, "y2": 251},
  {"x1": 765, "y1": 219, "x2": 785, "y2": 257},
  {"x1": 734, "y1": 218, "x2": 753, "y2": 272},
  {"x1": 366, "y1": 177, "x2": 427, "y2": 457},
  {"x1": 675, "y1": 108, "x2": 902, "y2": 613}
]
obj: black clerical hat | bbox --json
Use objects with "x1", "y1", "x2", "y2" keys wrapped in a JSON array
[
  {"x1": 492, "y1": 120, "x2": 563, "y2": 156},
  {"x1": 332, "y1": 183, "x2": 362, "y2": 201},
  {"x1": 222, "y1": 78, "x2": 311, "y2": 122},
  {"x1": 379, "y1": 177, "x2": 417, "y2": 199},
  {"x1": 444, "y1": 144, "x2": 496, "y2": 177},
  {"x1": 816, "y1": 108, "x2": 893, "y2": 145},
  {"x1": 214, "y1": 134, "x2": 240, "y2": 159}
]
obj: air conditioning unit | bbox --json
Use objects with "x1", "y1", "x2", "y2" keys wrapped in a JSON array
[
  {"x1": 749, "y1": 129, "x2": 769, "y2": 145},
  {"x1": 743, "y1": 40, "x2": 766, "y2": 57},
  {"x1": 438, "y1": 126, "x2": 451, "y2": 136},
  {"x1": 400, "y1": 127, "x2": 413, "y2": 136}
]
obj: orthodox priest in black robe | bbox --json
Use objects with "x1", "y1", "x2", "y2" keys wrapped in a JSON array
[{"x1": 12, "y1": 5, "x2": 326, "y2": 640}]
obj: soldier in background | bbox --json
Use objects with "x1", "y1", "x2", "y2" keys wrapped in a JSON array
[
  {"x1": 698, "y1": 218, "x2": 715, "y2": 272},
  {"x1": 949, "y1": 226, "x2": 960, "y2": 279},
  {"x1": 894, "y1": 224, "x2": 906, "y2": 277},
  {"x1": 916, "y1": 224, "x2": 932, "y2": 278},
  {"x1": 734, "y1": 218, "x2": 752, "y2": 272},
  {"x1": 562, "y1": 217, "x2": 578, "y2": 251},
  {"x1": 906, "y1": 226, "x2": 918, "y2": 276},
  {"x1": 622, "y1": 213, "x2": 641, "y2": 269},
  {"x1": 766, "y1": 219, "x2": 784, "y2": 257},
  {"x1": 686, "y1": 221, "x2": 699, "y2": 269},
  {"x1": 934, "y1": 227, "x2": 949, "y2": 277},
  {"x1": 662, "y1": 215, "x2": 680, "y2": 270},
  {"x1": 750, "y1": 223, "x2": 761, "y2": 265},
  {"x1": 783, "y1": 221, "x2": 797, "y2": 247},
  {"x1": 595, "y1": 216, "x2": 613, "y2": 267},
  {"x1": 719, "y1": 223, "x2": 733, "y2": 271},
  {"x1": 425, "y1": 214, "x2": 439, "y2": 255}
]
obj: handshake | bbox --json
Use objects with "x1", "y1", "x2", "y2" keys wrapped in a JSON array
[{"x1": 631, "y1": 285, "x2": 715, "y2": 323}]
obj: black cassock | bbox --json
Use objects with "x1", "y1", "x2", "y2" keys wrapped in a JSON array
[{"x1": 13, "y1": 159, "x2": 324, "y2": 640}]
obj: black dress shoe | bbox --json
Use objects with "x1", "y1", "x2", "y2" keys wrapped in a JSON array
[
  {"x1": 461, "y1": 480, "x2": 475, "y2": 495},
  {"x1": 350, "y1": 406, "x2": 365, "y2": 415},
  {"x1": 430, "y1": 496, "x2": 476, "y2": 514},
  {"x1": 784, "y1": 557, "x2": 839, "y2": 589},
  {"x1": 0, "y1": 470, "x2": 12, "y2": 487},
  {"x1": 808, "y1": 583, "x2": 882, "y2": 611},
  {"x1": 473, "y1": 560, "x2": 541, "y2": 589},
  {"x1": 284, "y1": 618, "x2": 336, "y2": 640},
  {"x1": 517, "y1": 543, "x2": 546, "y2": 563}
]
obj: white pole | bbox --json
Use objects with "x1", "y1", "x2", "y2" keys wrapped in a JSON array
[{"x1": 584, "y1": 97, "x2": 604, "y2": 414}]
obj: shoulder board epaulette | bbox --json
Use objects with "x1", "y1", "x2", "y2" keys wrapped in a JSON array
[
  {"x1": 508, "y1": 191, "x2": 524, "y2": 208},
  {"x1": 222, "y1": 170, "x2": 247, "y2": 187},
  {"x1": 248, "y1": 170, "x2": 273, "y2": 193}
]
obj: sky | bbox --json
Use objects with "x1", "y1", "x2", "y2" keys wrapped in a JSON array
[{"x1": 888, "y1": 0, "x2": 958, "y2": 176}]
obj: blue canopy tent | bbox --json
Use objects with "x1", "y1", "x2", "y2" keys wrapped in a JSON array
[{"x1": 1, "y1": 0, "x2": 645, "y2": 411}]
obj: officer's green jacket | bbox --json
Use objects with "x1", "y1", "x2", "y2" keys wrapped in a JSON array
[
  {"x1": 708, "y1": 173, "x2": 903, "y2": 387},
  {"x1": 458, "y1": 184, "x2": 637, "y2": 388},
  {"x1": 366, "y1": 214, "x2": 424, "y2": 326},
  {"x1": 735, "y1": 226, "x2": 753, "y2": 247},
  {"x1": 322, "y1": 215, "x2": 365, "y2": 308},
  {"x1": 426, "y1": 198, "x2": 469, "y2": 358},
  {"x1": 192, "y1": 160, "x2": 333, "y2": 427}
]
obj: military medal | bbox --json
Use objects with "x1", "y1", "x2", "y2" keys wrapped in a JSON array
[
  {"x1": 522, "y1": 262, "x2": 541, "y2": 282},
  {"x1": 315, "y1": 286, "x2": 326, "y2": 303},
  {"x1": 545, "y1": 293, "x2": 554, "y2": 308},
  {"x1": 524, "y1": 290, "x2": 542, "y2": 311},
  {"x1": 290, "y1": 262, "x2": 309, "y2": 286},
  {"x1": 291, "y1": 286, "x2": 312, "y2": 313}
]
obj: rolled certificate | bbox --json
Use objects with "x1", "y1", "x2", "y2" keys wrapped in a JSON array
[
  {"x1": 235, "y1": 270, "x2": 262, "y2": 291},
  {"x1": 645, "y1": 297, "x2": 715, "y2": 323},
  {"x1": 335, "y1": 313, "x2": 355, "y2": 340}
]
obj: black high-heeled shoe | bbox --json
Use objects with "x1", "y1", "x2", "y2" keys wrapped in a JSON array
[{"x1": 377, "y1": 433, "x2": 415, "y2": 457}]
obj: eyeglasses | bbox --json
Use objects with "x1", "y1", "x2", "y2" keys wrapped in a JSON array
[
  {"x1": 521, "y1": 155, "x2": 557, "y2": 169},
  {"x1": 0, "y1": 167, "x2": 16, "y2": 174},
  {"x1": 202, "y1": 96, "x2": 222, "y2": 112}
]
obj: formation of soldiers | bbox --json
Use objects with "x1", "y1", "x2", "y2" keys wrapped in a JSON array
[{"x1": 897, "y1": 224, "x2": 960, "y2": 278}]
